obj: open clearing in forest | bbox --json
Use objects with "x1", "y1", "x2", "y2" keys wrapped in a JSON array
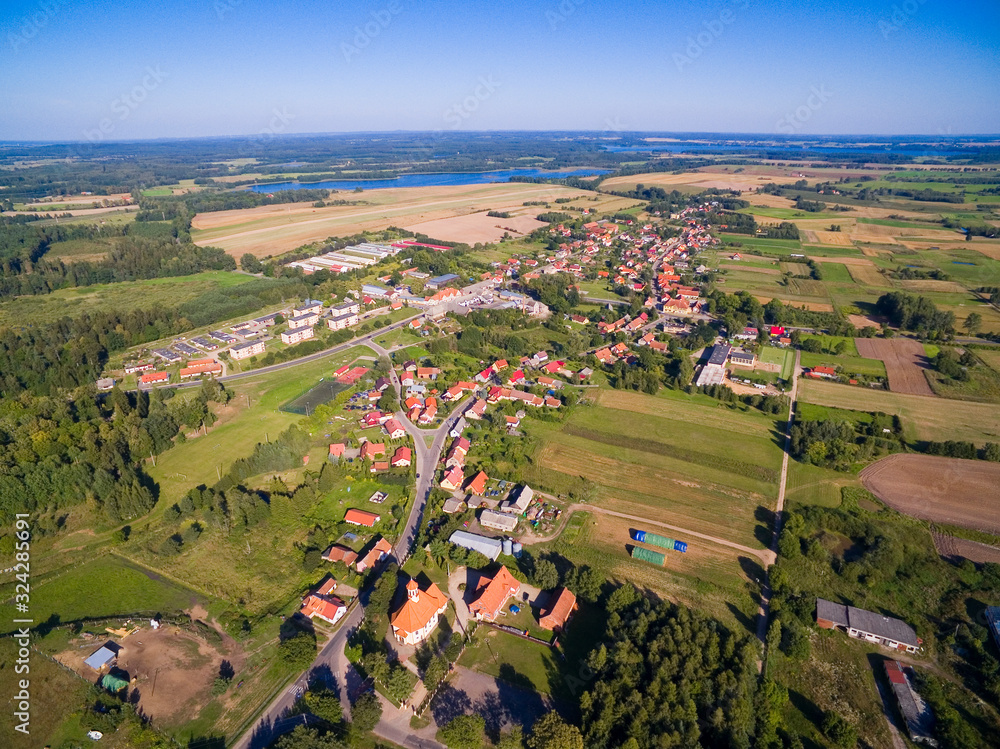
[
  {"x1": 855, "y1": 337, "x2": 935, "y2": 395},
  {"x1": 860, "y1": 454, "x2": 1000, "y2": 534},
  {"x1": 191, "y1": 183, "x2": 623, "y2": 257}
]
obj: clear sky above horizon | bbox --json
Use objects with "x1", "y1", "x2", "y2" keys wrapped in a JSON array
[{"x1": 1, "y1": 0, "x2": 998, "y2": 141}]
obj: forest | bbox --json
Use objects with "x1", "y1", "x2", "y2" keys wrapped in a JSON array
[
  {"x1": 0, "y1": 379, "x2": 229, "y2": 530},
  {"x1": 875, "y1": 291, "x2": 956, "y2": 338}
]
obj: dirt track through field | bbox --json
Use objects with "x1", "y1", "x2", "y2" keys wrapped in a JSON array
[
  {"x1": 855, "y1": 337, "x2": 935, "y2": 395},
  {"x1": 861, "y1": 454, "x2": 1000, "y2": 534}
]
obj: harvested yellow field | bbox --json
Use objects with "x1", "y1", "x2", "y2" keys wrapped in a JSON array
[
  {"x1": 847, "y1": 264, "x2": 891, "y2": 287},
  {"x1": 602, "y1": 170, "x2": 779, "y2": 193},
  {"x1": 810, "y1": 255, "x2": 872, "y2": 266},
  {"x1": 811, "y1": 230, "x2": 854, "y2": 246},
  {"x1": 403, "y1": 212, "x2": 546, "y2": 244},
  {"x1": 752, "y1": 295, "x2": 834, "y2": 312},
  {"x1": 898, "y1": 279, "x2": 969, "y2": 293},
  {"x1": 191, "y1": 182, "x2": 598, "y2": 257}
]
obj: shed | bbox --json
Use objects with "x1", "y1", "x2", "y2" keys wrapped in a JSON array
[{"x1": 84, "y1": 643, "x2": 120, "y2": 671}]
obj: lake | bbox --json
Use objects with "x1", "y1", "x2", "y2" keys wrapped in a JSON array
[{"x1": 247, "y1": 167, "x2": 609, "y2": 193}]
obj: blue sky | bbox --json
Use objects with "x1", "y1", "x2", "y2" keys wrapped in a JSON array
[{"x1": 1, "y1": 0, "x2": 998, "y2": 140}]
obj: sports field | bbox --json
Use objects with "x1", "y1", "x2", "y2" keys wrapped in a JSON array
[
  {"x1": 798, "y1": 378, "x2": 1000, "y2": 445},
  {"x1": 191, "y1": 183, "x2": 636, "y2": 257}
]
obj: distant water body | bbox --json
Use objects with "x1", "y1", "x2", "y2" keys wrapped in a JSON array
[
  {"x1": 248, "y1": 168, "x2": 610, "y2": 193},
  {"x1": 603, "y1": 143, "x2": 966, "y2": 157}
]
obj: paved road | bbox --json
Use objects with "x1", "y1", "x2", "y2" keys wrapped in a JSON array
[
  {"x1": 141, "y1": 312, "x2": 422, "y2": 392},
  {"x1": 755, "y1": 349, "x2": 802, "y2": 653},
  {"x1": 231, "y1": 346, "x2": 472, "y2": 749}
]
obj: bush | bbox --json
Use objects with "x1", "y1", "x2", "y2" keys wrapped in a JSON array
[{"x1": 438, "y1": 714, "x2": 485, "y2": 749}]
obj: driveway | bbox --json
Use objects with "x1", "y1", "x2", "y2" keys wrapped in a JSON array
[{"x1": 431, "y1": 666, "x2": 552, "y2": 737}]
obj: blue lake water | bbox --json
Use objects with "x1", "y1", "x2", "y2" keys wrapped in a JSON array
[{"x1": 248, "y1": 168, "x2": 610, "y2": 193}]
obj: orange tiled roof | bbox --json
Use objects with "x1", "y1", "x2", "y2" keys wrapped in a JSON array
[{"x1": 390, "y1": 579, "x2": 449, "y2": 637}]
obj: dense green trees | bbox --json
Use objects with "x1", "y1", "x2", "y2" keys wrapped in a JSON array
[
  {"x1": 579, "y1": 593, "x2": 760, "y2": 748},
  {"x1": 349, "y1": 692, "x2": 382, "y2": 733},
  {"x1": 438, "y1": 714, "x2": 486, "y2": 749},
  {"x1": 876, "y1": 291, "x2": 955, "y2": 338},
  {"x1": 0, "y1": 381, "x2": 228, "y2": 527},
  {"x1": 0, "y1": 235, "x2": 234, "y2": 299}
]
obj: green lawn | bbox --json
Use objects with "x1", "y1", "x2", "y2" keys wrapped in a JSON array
[
  {"x1": 9, "y1": 554, "x2": 208, "y2": 628},
  {"x1": 147, "y1": 346, "x2": 369, "y2": 508},
  {"x1": 460, "y1": 627, "x2": 565, "y2": 698},
  {"x1": 799, "y1": 351, "x2": 887, "y2": 378}
]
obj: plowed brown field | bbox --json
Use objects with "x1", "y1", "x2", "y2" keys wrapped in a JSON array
[
  {"x1": 855, "y1": 337, "x2": 935, "y2": 395},
  {"x1": 861, "y1": 454, "x2": 1000, "y2": 534}
]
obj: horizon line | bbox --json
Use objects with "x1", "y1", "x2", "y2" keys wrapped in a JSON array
[{"x1": 2, "y1": 130, "x2": 1000, "y2": 148}]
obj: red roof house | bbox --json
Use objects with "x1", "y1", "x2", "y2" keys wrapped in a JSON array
[
  {"x1": 344, "y1": 508, "x2": 380, "y2": 527},
  {"x1": 469, "y1": 566, "x2": 520, "y2": 622},
  {"x1": 466, "y1": 470, "x2": 488, "y2": 496}
]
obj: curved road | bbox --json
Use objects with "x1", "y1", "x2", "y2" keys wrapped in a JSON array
[
  {"x1": 232, "y1": 342, "x2": 471, "y2": 749},
  {"x1": 146, "y1": 312, "x2": 422, "y2": 393}
]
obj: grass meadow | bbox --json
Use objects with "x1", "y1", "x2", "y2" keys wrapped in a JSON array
[{"x1": 798, "y1": 378, "x2": 1000, "y2": 445}]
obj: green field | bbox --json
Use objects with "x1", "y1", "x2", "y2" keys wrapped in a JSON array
[
  {"x1": 0, "y1": 638, "x2": 93, "y2": 749},
  {"x1": 525, "y1": 388, "x2": 783, "y2": 550},
  {"x1": 147, "y1": 346, "x2": 369, "y2": 508},
  {"x1": 11, "y1": 554, "x2": 208, "y2": 628},
  {"x1": 799, "y1": 351, "x2": 887, "y2": 378},
  {"x1": 718, "y1": 233, "x2": 803, "y2": 252},
  {"x1": 0, "y1": 270, "x2": 251, "y2": 327}
]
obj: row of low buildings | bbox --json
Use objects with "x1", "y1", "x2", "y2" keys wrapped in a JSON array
[{"x1": 287, "y1": 242, "x2": 404, "y2": 275}]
